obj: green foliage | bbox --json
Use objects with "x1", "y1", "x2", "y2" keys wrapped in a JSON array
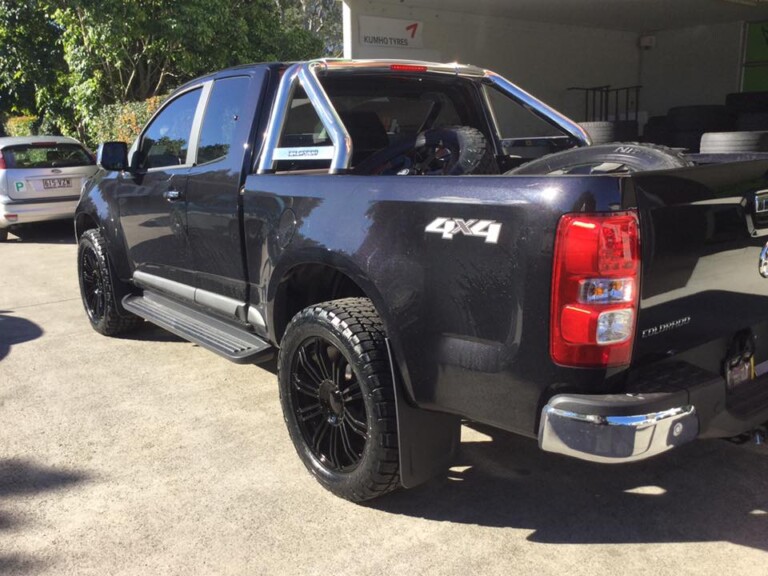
[
  {"x1": 0, "y1": 0, "x2": 338, "y2": 142},
  {"x1": 275, "y1": 0, "x2": 343, "y2": 56},
  {"x1": 87, "y1": 95, "x2": 166, "y2": 146},
  {"x1": 0, "y1": 0, "x2": 68, "y2": 126},
  {"x1": 4, "y1": 116, "x2": 39, "y2": 137}
]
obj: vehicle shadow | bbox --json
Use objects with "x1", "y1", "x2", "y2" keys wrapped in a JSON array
[
  {"x1": 0, "y1": 459, "x2": 90, "y2": 574},
  {"x1": 118, "y1": 323, "x2": 186, "y2": 343},
  {"x1": 0, "y1": 312, "x2": 44, "y2": 362},
  {"x1": 371, "y1": 423, "x2": 768, "y2": 551},
  {"x1": 5, "y1": 221, "x2": 75, "y2": 245}
]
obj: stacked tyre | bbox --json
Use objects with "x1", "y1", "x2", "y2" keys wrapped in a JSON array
[
  {"x1": 699, "y1": 131, "x2": 768, "y2": 154},
  {"x1": 666, "y1": 105, "x2": 734, "y2": 152},
  {"x1": 580, "y1": 120, "x2": 638, "y2": 144},
  {"x1": 726, "y1": 91, "x2": 768, "y2": 131}
]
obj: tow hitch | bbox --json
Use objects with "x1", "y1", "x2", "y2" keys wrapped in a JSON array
[{"x1": 727, "y1": 425, "x2": 767, "y2": 446}]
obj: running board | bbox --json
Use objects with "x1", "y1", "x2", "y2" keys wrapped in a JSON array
[{"x1": 123, "y1": 291, "x2": 273, "y2": 364}]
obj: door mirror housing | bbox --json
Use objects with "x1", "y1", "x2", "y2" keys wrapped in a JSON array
[{"x1": 97, "y1": 142, "x2": 129, "y2": 171}]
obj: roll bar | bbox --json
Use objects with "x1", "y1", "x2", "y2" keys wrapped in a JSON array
[{"x1": 256, "y1": 59, "x2": 591, "y2": 175}]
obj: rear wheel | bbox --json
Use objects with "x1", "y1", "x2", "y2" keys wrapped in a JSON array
[
  {"x1": 78, "y1": 229, "x2": 142, "y2": 336},
  {"x1": 0, "y1": 229, "x2": 7, "y2": 242},
  {"x1": 278, "y1": 297, "x2": 400, "y2": 502}
]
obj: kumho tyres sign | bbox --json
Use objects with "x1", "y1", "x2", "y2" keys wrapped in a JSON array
[{"x1": 359, "y1": 15, "x2": 423, "y2": 49}]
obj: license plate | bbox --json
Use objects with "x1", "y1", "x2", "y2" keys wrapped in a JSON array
[{"x1": 42, "y1": 178, "x2": 71, "y2": 190}]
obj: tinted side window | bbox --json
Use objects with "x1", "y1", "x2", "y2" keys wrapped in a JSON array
[
  {"x1": 141, "y1": 88, "x2": 201, "y2": 170},
  {"x1": 197, "y1": 77, "x2": 249, "y2": 165}
]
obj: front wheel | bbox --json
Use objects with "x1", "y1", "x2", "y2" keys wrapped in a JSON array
[
  {"x1": 278, "y1": 298, "x2": 400, "y2": 502},
  {"x1": 77, "y1": 228, "x2": 142, "y2": 336}
]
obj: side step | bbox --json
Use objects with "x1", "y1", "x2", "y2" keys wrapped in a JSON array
[{"x1": 123, "y1": 291, "x2": 273, "y2": 364}]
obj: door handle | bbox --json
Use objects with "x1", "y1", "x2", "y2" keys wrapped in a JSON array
[{"x1": 164, "y1": 189, "x2": 183, "y2": 201}]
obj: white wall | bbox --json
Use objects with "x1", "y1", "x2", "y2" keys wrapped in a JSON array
[
  {"x1": 639, "y1": 22, "x2": 743, "y2": 118},
  {"x1": 344, "y1": 0, "x2": 640, "y2": 121}
]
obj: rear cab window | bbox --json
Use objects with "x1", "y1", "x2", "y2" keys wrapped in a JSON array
[
  {"x1": 274, "y1": 74, "x2": 488, "y2": 173},
  {"x1": 2, "y1": 143, "x2": 95, "y2": 169}
]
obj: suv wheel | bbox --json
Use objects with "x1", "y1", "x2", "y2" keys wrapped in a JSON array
[
  {"x1": 77, "y1": 229, "x2": 142, "y2": 336},
  {"x1": 278, "y1": 297, "x2": 400, "y2": 502}
]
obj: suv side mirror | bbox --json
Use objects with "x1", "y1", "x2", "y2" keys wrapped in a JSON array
[{"x1": 97, "y1": 142, "x2": 129, "y2": 171}]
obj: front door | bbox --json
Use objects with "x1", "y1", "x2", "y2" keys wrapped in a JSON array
[{"x1": 118, "y1": 86, "x2": 205, "y2": 286}]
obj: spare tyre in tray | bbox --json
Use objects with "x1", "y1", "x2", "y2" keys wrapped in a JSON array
[{"x1": 505, "y1": 143, "x2": 692, "y2": 175}]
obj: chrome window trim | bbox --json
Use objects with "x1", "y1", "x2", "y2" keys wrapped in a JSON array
[
  {"x1": 256, "y1": 59, "x2": 590, "y2": 175},
  {"x1": 186, "y1": 80, "x2": 213, "y2": 167},
  {"x1": 132, "y1": 82, "x2": 209, "y2": 174}
]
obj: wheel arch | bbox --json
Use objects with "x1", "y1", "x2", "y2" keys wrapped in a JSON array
[
  {"x1": 74, "y1": 178, "x2": 133, "y2": 282},
  {"x1": 270, "y1": 255, "x2": 461, "y2": 490},
  {"x1": 267, "y1": 253, "x2": 416, "y2": 401}
]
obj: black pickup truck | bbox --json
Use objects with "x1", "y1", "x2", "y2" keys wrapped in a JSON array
[{"x1": 77, "y1": 59, "x2": 768, "y2": 502}]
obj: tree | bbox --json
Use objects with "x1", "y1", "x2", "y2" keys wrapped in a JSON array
[
  {"x1": 0, "y1": 0, "x2": 70, "y2": 128},
  {"x1": 274, "y1": 0, "x2": 343, "y2": 56},
  {"x1": 1, "y1": 0, "x2": 336, "y2": 137},
  {"x1": 49, "y1": 0, "x2": 325, "y2": 127}
]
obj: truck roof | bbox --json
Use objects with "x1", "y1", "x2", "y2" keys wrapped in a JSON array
[{"x1": 176, "y1": 59, "x2": 488, "y2": 91}]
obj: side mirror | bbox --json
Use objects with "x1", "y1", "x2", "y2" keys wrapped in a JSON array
[{"x1": 97, "y1": 142, "x2": 129, "y2": 171}]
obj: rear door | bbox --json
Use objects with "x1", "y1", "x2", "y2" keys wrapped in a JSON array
[
  {"x1": 2, "y1": 142, "x2": 96, "y2": 200},
  {"x1": 186, "y1": 71, "x2": 268, "y2": 307}
]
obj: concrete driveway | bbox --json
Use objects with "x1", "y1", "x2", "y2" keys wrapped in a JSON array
[{"x1": 1, "y1": 222, "x2": 767, "y2": 576}]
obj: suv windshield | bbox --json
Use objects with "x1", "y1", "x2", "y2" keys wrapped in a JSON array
[{"x1": 3, "y1": 143, "x2": 95, "y2": 169}]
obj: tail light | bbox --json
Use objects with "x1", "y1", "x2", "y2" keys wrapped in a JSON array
[
  {"x1": 551, "y1": 211, "x2": 640, "y2": 367},
  {"x1": 0, "y1": 152, "x2": 6, "y2": 170}
]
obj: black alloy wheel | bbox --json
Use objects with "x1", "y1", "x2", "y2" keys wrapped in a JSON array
[
  {"x1": 278, "y1": 298, "x2": 400, "y2": 502},
  {"x1": 77, "y1": 229, "x2": 142, "y2": 336},
  {"x1": 80, "y1": 241, "x2": 107, "y2": 325},
  {"x1": 290, "y1": 336, "x2": 368, "y2": 472}
]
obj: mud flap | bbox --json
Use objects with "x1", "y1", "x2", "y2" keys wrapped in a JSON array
[{"x1": 386, "y1": 339, "x2": 461, "y2": 488}]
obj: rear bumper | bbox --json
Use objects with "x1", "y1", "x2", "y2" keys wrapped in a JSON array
[
  {"x1": 539, "y1": 392, "x2": 699, "y2": 463},
  {"x1": 0, "y1": 195, "x2": 78, "y2": 228}
]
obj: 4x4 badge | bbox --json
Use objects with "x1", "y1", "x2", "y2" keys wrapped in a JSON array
[{"x1": 425, "y1": 217, "x2": 502, "y2": 244}]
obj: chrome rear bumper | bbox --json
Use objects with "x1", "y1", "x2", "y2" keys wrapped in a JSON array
[{"x1": 538, "y1": 394, "x2": 699, "y2": 463}]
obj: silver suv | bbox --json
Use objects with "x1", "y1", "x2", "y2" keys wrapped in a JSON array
[{"x1": 0, "y1": 135, "x2": 98, "y2": 241}]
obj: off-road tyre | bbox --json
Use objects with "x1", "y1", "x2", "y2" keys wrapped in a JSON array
[
  {"x1": 77, "y1": 228, "x2": 142, "y2": 336},
  {"x1": 353, "y1": 125, "x2": 498, "y2": 176},
  {"x1": 506, "y1": 142, "x2": 692, "y2": 175},
  {"x1": 278, "y1": 297, "x2": 400, "y2": 502},
  {"x1": 580, "y1": 121, "x2": 616, "y2": 144},
  {"x1": 667, "y1": 105, "x2": 734, "y2": 132},
  {"x1": 700, "y1": 131, "x2": 768, "y2": 153}
]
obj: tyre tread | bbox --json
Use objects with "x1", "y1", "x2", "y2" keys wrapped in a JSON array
[
  {"x1": 278, "y1": 297, "x2": 400, "y2": 501},
  {"x1": 78, "y1": 229, "x2": 142, "y2": 336}
]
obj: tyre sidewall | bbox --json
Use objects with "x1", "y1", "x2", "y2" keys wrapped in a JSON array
[
  {"x1": 278, "y1": 308, "x2": 390, "y2": 496},
  {"x1": 77, "y1": 229, "x2": 138, "y2": 335},
  {"x1": 508, "y1": 143, "x2": 691, "y2": 175}
]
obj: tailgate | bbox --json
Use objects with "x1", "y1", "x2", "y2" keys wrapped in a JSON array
[{"x1": 632, "y1": 160, "x2": 768, "y2": 371}]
